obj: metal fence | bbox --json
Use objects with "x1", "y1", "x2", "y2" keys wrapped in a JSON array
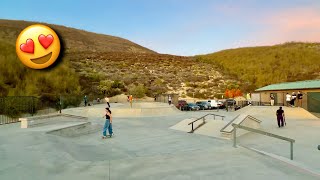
[
  {"x1": 0, "y1": 94, "x2": 109, "y2": 125},
  {"x1": 0, "y1": 96, "x2": 59, "y2": 125}
]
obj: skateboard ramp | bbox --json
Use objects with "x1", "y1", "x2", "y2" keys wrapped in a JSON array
[
  {"x1": 87, "y1": 102, "x2": 182, "y2": 118},
  {"x1": 220, "y1": 114, "x2": 261, "y2": 139}
]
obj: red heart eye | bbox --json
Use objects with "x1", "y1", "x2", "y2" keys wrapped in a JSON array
[
  {"x1": 38, "y1": 34, "x2": 54, "y2": 49},
  {"x1": 20, "y1": 39, "x2": 34, "y2": 54}
]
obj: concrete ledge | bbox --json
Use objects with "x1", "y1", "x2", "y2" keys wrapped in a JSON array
[
  {"x1": 46, "y1": 122, "x2": 102, "y2": 137},
  {"x1": 20, "y1": 113, "x2": 88, "y2": 128}
]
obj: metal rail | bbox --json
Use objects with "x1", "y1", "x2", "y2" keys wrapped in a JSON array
[
  {"x1": 188, "y1": 113, "x2": 225, "y2": 133},
  {"x1": 232, "y1": 124, "x2": 295, "y2": 160}
]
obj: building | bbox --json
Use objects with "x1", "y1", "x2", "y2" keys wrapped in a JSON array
[{"x1": 253, "y1": 80, "x2": 320, "y2": 113}]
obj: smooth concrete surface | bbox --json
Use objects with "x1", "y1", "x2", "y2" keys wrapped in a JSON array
[
  {"x1": 234, "y1": 106, "x2": 320, "y2": 174},
  {"x1": 0, "y1": 103, "x2": 319, "y2": 179}
]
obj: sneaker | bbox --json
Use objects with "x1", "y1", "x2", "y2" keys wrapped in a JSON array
[{"x1": 109, "y1": 133, "x2": 114, "y2": 137}]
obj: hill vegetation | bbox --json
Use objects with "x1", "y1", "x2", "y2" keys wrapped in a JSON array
[
  {"x1": 197, "y1": 42, "x2": 320, "y2": 92},
  {"x1": 1, "y1": 19, "x2": 320, "y2": 101},
  {"x1": 0, "y1": 20, "x2": 235, "y2": 100}
]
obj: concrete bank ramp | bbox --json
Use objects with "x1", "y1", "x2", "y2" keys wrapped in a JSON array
[
  {"x1": 170, "y1": 118, "x2": 203, "y2": 132},
  {"x1": 220, "y1": 114, "x2": 261, "y2": 139},
  {"x1": 235, "y1": 106, "x2": 319, "y2": 120},
  {"x1": 194, "y1": 119, "x2": 226, "y2": 138},
  {"x1": 170, "y1": 115, "x2": 227, "y2": 138}
]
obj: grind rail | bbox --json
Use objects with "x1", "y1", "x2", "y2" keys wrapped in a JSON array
[
  {"x1": 232, "y1": 124, "x2": 295, "y2": 160},
  {"x1": 188, "y1": 113, "x2": 225, "y2": 133}
]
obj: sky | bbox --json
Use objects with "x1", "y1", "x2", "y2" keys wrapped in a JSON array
[{"x1": 1, "y1": 0, "x2": 320, "y2": 55}]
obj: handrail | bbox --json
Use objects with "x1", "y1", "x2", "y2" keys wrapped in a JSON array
[
  {"x1": 220, "y1": 114, "x2": 240, "y2": 133},
  {"x1": 188, "y1": 113, "x2": 225, "y2": 133},
  {"x1": 220, "y1": 114, "x2": 261, "y2": 133},
  {"x1": 232, "y1": 124, "x2": 295, "y2": 160}
]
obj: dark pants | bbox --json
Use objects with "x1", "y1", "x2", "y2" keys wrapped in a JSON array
[
  {"x1": 107, "y1": 102, "x2": 110, "y2": 107},
  {"x1": 277, "y1": 116, "x2": 284, "y2": 127}
]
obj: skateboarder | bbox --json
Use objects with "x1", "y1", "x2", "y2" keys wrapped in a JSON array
[
  {"x1": 84, "y1": 95, "x2": 88, "y2": 106},
  {"x1": 276, "y1": 107, "x2": 285, "y2": 128},
  {"x1": 102, "y1": 107, "x2": 113, "y2": 139},
  {"x1": 168, "y1": 95, "x2": 172, "y2": 105}
]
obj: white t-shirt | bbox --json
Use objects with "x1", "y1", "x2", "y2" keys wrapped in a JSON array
[{"x1": 286, "y1": 94, "x2": 291, "y2": 101}]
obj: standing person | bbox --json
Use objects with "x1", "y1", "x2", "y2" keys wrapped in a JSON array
[
  {"x1": 286, "y1": 93, "x2": 291, "y2": 107},
  {"x1": 291, "y1": 92, "x2": 297, "y2": 107},
  {"x1": 246, "y1": 93, "x2": 251, "y2": 105},
  {"x1": 105, "y1": 96, "x2": 110, "y2": 107},
  {"x1": 102, "y1": 108, "x2": 113, "y2": 139},
  {"x1": 270, "y1": 93, "x2": 275, "y2": 106},
  {"x1": 84, "y1": 95, "x2": 88, "y2": 107},
  {"x1": 297, "y1": 91, "x2": 303, "y2": 107},
  {"x1": 168, "y1": 95, "x2": 172, "y2": 105},
  {"x1": 276, "y1": 107, "x2": 285, "y2": 128},
  {"x1": 129, "y1": 95, "x2": 133, "y2": 108}
]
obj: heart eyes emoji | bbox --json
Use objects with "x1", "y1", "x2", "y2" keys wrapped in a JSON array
[{"x1": 20, "y1": 34, "x2": 54, "y2": 54}]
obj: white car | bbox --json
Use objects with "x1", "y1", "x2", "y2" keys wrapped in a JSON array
[{"x1": 207, "y1": 100, "x2": 219, "y2": 109}]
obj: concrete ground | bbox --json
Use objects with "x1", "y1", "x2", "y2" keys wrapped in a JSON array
[{"x1": 0, "y1": 103, "x2": 319, "y2": 180}]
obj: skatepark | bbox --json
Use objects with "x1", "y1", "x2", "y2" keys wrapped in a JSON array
[{"x1": 0, "y1": 102, "x2": 320, "y2": 179}]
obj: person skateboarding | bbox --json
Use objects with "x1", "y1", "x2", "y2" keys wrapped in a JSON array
[
  {"x1": 102, "y1": 107, "x2": 113, "y2": 139},
  {"x1": 276, "y1": 106, "x2": 285, "y2": 128}
]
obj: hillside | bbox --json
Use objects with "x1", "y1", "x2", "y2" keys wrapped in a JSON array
[
  {"x1": 67, "y1": 51, "x2": 237, "y2": 99},
  {"x1": 0, "y1": 19, "x2": 155, "y2": 54},
  {"x1": 2, "y1": 19, "x2": 319, "y2": 100},
  {"x1": 197, "y1": 42, "x2": 320, "y2": 92},
  {"x1": 0, "y1": 19, "x2": 236, "y2": 99}
]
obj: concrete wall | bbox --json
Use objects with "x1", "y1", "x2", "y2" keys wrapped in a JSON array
[
  {"x1": 156, "y1": 94, "x2": 179, "y2": 105},
  {"x1": 256, "y1": 89, "x2": 320, "y2": 109}
]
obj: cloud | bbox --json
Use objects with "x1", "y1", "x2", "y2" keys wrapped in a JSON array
[{"x1": 256, "y1": 7, "x2": 320, "y2": 45}]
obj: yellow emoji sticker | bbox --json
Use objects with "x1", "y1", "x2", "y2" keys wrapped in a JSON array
[{"x1": 16, "y1": 24, "x2": 61, "y2": 69}]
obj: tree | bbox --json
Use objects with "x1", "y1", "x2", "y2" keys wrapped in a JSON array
[
  {"x1": 128, "y1": 84, "x2": 146, "y2": 98},
  {"x1": 225, "y1": 88, "x2": 242, "y2": 98}
]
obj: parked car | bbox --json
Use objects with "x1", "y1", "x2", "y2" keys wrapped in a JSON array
[
  {"x1": 208, "y1": 100, "x2": 219, "y2": 109},
  {"x1": 224, "y1": 99, "x2": 241, "y2": 110},
  {"x1": 196, "y1": 101, "x2": 211, "y2": 110},
  {"x1": 176, "y1": 100, "x2": 187, "y2": 110},
  {"x1": 182, "y1": 103, "x2": 200, "y2": 111},
  {"x1": 217, "y1": 100, "x2": 224, "y2": 107},
  {"x1": 224, "y1": 99, "x2": 236, "y2": 106}
]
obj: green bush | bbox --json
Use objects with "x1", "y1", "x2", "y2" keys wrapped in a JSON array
[{"x1": 128, "y1": 84, "x2": 146, "y2": 98}]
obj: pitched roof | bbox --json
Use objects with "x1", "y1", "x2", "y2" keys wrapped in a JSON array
[{"x1": 256, "y1": 80, "x2": 320, "y2": 91}]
